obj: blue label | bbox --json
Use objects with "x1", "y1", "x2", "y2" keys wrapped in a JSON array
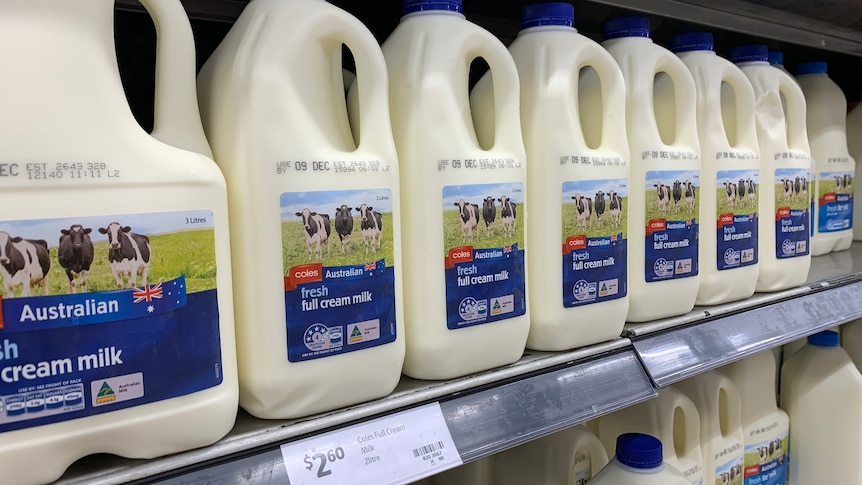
[
  {"x1": 443, "y1": 183, "x2": 526, "y2": 329},
  {"x1": 744, "y1": 431, "x2": 788, "y2": 485},
  {"x1": 645, "y1": 170, "x2": 700, "y2": 282},
  {"x1": 775, "y1": 168, "x2": 810, "y2": 258},
  {"x1": 816, "y1": 171, "x2": 854, "y2": 233},
  {"x1": 0, "y1": 210, "x2": 221, "y2": 433},
  {"x1": 717, "y1": 170, "x2": 759, "y2": 270},
  {"x1": 281, "y1": 189, "x2": 398, "y2": 362}
]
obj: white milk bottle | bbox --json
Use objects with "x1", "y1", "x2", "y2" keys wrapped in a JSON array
[
  {"x1": 847, "y1": 96, "x2": 862, "y2": 240},
  {"x1": 841, "y1": 318, "x2": 862, "y2": 371},
  {"x1": 471, "y1": 3, "x2": 628, "y2": 350},
  {"x1": 797, "y1": 61, "x2": 855, "y2": 254},
  {"x1": 0, "y1": 1, "x2": 238, "y2": 483},
  {"x1": 781, "y1": 330, "x2": 862, "y2": 484},
  {"x1": 383, "y1": 0, "x2": 529, "y2": 379},
  {"x1": 671, "y1": 32, "x2": 760, "y2": 305},
  {"x1": 730, "y1": 45, "x2": 812, "y2": 292},
  {"x1": 724, "y1": 350, "x2": 790, "y2": 485},
  {"x1": 494, "y1": 423, "x2": 610, "y2": 485},
  {"x1": 589, "y1": 433, "x2": 691, "y2": 485},
  {"x1": 596, "y1": 386, "x2": 705, "y2": 485},
  {"x1": 676, "y1": 370, "x2": 745, "y2": 485},
  {"x1": 197, "y1": 0, "x2": 404, "y2": 418},
  {"x1": 601, "y1": 17, "x2": 702, "y2": 322}
]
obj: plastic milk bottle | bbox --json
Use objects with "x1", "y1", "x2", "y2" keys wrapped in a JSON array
[
  {"x1": 589, "y1": 433, "x2": 691, "y2": 485},
  {"x1": 383, "y1": 0, "x2": 529, "y2": 379},
  {"x1": 0, "y1": 1, "x2": 238, "y2": 483},
  {"x1": 847, "y1": 95, "x2": 862, "y2": 240},
  {"x1": 197, "y1": 0, "x2": 404, "y2": 418},
  {"x1": 730, "y1": 45, "x2": 812, "y2": 292},
  {"x1": 471, "y1": 2, "x2": 628, "y2": 350},
  {"x1": 601, "y1": 17, "x2": 702, "y2": 322}
]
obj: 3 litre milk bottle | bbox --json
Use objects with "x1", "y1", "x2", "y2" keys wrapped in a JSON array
[
  {"x1": 383, "y1": 0, "x2": 529, "y2": 379},
  {"x1": 671, "y1": 32, "x2": 760, "y2": 305},
  {"x1": 494, "y1": 423, "x2": 609, "y2": 485},
  {"x1": 589, "y1": 433, "x2": 691, "y2": 485},
  {"x1": 847, "y1": 96, "x2": 862, "y2": 240},
  {"x1": 730, "y1": 45, "x2": 812, "y2": 292},
  {"x1": 781, "y1": 330, "x2": 862, "y2": 484},
  {"x1": 841, "y1": 318, "x2": 862, "y2": 371},
  {"x1": 0, "y1": 1, "x2": 238, "y2": 483},
  {"x1": 797, "y1": 61, "x2": 855, "y2": 254},
  {"x1": 471, "y1": 3, "x2": 628, "y2": 350},
  {"x1": 602, "y1": 17, "x2": 702, "y2": 322},
  {"x1": 676, "y1": 370, "x2": 745, "y2": 485},
  {"x1": 596, "y1": 386, "x2": 705, "y2": 485},
  {"x1": 197, "y1": 0, "x2": 404, "y2": 418},
  {"x1": 724, "y1": 350, "x2": 789, "y2": 485}
]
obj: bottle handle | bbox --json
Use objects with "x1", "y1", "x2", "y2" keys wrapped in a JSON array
[
  {"x1": 778, "y1": 75, "x2": 811, "y2": 154},
  {"x1": 657, "y1": 58, "x2": 699, "y2": 149},
  {"x1": 137, "y1": 0, "x2": 215, "y2": 159},
  {"x1": 723, "y1": 67, "x2": 760, "y2": 150},
  {"x1": 672, "y1": 391, "x2": 702, "y2": 461},
  {"x1": 581, "y1": 45, "x2": 629, "y2": 153},
  {"x1": 718, "y1": 377, "x2": 744, "y2": 438}
]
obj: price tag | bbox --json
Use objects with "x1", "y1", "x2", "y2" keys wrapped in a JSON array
[{"x1": 280, "y1": 402, "x2": 462, "y2": 484}]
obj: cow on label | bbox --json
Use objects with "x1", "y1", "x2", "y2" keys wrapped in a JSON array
[
  {"x1": 781, "y1": 178, "x2": 793, "y2": 202},
  {"x1": 454, "y1": 199, "x2": 479, "y2": 243},
  {"x1": 498, "y1": 195, "x2": 517, "y2": 237},
  {"x1": 334, "y1": 205, "x2": 354, "y2": 253},
  {"x1": 654, "y1": 183, "x2": 670, "y2": 215},
  {"x1": 684, "y1": 180, "x2": 696, "y2": 211},
  {"x1": 0, "y1": 231, "x2": 50, "y2": 297},
  {"x1": 295, "y1": 208, "x2": 331, "y2": 260},
  {"x1": 98, "y1": 222, "x2": 151, "y2": 288},
  {"x1": 608, "y1": 190, "x2": 623, "y2": 227},
  {"x1": 724, "y1": 181, "x2": 737, "y2": 209},
  {"x1": 58, "y1": 224, "x2": 94, "y2": 293},
  {"x1": 482, "y1": 196, "x2": 496, "y2": 237},
  {"x1": 594, "y1": 191, "x2": 606, "y2": 226},
  {"x1": 356, "y1": 204, "x2": 383, "y2": 253},
  {"x1": 737, "y1": 178, "x2": 747, "y2": 207},
  {"x1": 747, "y1": 178, "x2": 757, "y2": 207},
  {"x1": 671, "y1": 180, "x2": 683, "y2": 213},
  {"x1": 572, "y1": 194, "x2": 593, "y2": 232}
]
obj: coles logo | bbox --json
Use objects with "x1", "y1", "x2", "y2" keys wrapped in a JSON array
[
  {"x1": 563, "y1": 235, "x2": 587, "y2": 254},
  {"x1": 284, "y1": 263, "x2": 324, "y2": 290},
  {"x1": 718, "y1": 213, "x2": 734, "y2": 227},
  {"x1": 446, "y1": 246, "x2": 474, "y2": 269},
  {"x1": 646, "y1": 218, "x2": 666, "y2": 236},
  {"x1": 776, "y1": 207, "x2": 791, "y2": 220}
]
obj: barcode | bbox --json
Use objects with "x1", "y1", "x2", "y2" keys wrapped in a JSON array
[{"x1": 412, "y1": 441, "x2": 445, "y2": 458}]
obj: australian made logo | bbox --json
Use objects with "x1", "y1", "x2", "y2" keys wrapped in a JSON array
[
  {"x1": 95, "y1": 381, "x2": 116, "y2": 404},
  {"x1": 349, "y1": 325, "x2": 363, "y2": 344}
]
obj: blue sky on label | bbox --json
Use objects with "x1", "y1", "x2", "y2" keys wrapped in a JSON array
[
  {"x1": 645, "y1": 170, "x2": 701, "y2": 187},
  {"x1": 442, "y1": 182, "x2": 524, "y2": 208},
  {"x1": 562, "y1": 179, "x2": 629, "y2": 201},
  {"x1": 717, "y1": 169, "x2": 760, "y2": 185},
  {"x1": 280, "y1": 189, "x2": 393, "y2": 220},
  {"x1": 775, "y1": 168, "x2": 810, "y2": 181}
]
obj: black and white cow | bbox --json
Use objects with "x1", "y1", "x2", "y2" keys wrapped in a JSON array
[
  {"x1": 98, "y1": 223, "x2": 151, "y2": 288},
  {"x1": 801, "y1": 177, "x2": 809, "y2": 202},
  {"x1": 684, "y1": 180, "x2": 696, "y2": 211},
  {"x1": 334, "y1": 205, "x2": 354, "y2": 253},
  {"x1": 356, "y1": 204, "x2": 383, "y2": 253},
  {"x1": 0, "y1": 231, "x2": 49, "y2": 297},
  {"x1": 747, "y1": 179, "x2": 757, "y2": 207},
  {"x1": 781, "y1": 178, "x2": 793, "y2": 202},
  {"x1": 295, "y1": 209, "x2": 331, "y2": 259},
  {"x1": 844, "y1": 174, "x2": 853, "y2": 193},
  {"x1": 737, "y1": 178, "x2": 747, "y2": 206},
  {"x1": 482, "y1": 196, "x2": 496, "y2": 237},
  {"x1": 654, "y1": 183, "x2": 671, "y2": 215},
  {"x1": 608, "y1": 190, "x2": 623, "y2": 227},
  {"x1": 671, "y1": 180, "x2": 683, "y2": 213},
  {"x1": 594, "y1": 191, "x2": 607, "y2": 226},
  {"x1": 572, "y1": 194, "x2": 593, "y2": 232},
  {"x1": 454, "y1": 199, "x2": 479, "y2": 242},
  {"x1": 793, "y1": 176, "x2": 802, "y2": 201},
  {"x1": 498, "y1": 195, "x2": 517, "y2": 237},
  {"x1": 724, "y1": 181, "x2": 738, "y2": 209},
  {"x1": 58, "y1": 224, "x2": 94, "y2": 293},
  {"x1": 835, "y1": 174, "x2": 845, "y2": 193}
]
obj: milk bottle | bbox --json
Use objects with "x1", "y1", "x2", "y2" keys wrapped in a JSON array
[
  {"x1": 383, "y1": 0, "x2": 529, "y2": 379},
  {"x1": 676, "y1": 370, "x2": 745, "y2": 485},
  {"x1": 671, "y1": 32, "x2": 760, "y2": 305},
  {"x1": 197, "y1": 0, "x2": 404, "y2": 418},
  {"x1": 0, "y1": 1, "x2": 238, "y2": 483},
  {"x1": 841, "y1": 318, "x2": 862, "y2": 371},
  {"x1": 601, "y1": 17, "x2": 702, "y2": 322},
  {"x1": 848, "y1": 96, "x2": 862, "y2": 240},
  {"x1": 494, "y1": 423, "x2": 609, "y2": 485},
  {"x1": 471, "y1": 2, "x2": 628, "y2": 350},
  {"x1": 589, "y1": 433, "x2": 691, "y2": 485},
  {"x1": 797, "y1": 61, "x2": 855, "y2": 254},
  {"x1": 730, "y1": 45, "x2": 812, "y2": 292},
  {"x1": 596, "y1": 386, "x2": 705, "y2": 485},
  {"x1": 781, "y1": 330, "x2": 862, "y2": 484}
]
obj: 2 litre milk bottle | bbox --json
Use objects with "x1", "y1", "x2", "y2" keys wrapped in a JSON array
[
  {"x1": 596, "y1": 386, "x2": 705, "y2": 485},
  {"x1": 730, "y1": 45, "x2": 812, "y2": 292},
  {"x1": 601, "y1": 17, "x2": 702, "y2": 322},
  {"x1": 797, "y1": 61, "x2": 855, "y2": 254},
  {"x1": 494, "y1": 423, "x2": 609, "y2": 484},
  {"x1": 0, "y1": 1, "x2": 238, "y2": 483},
  {"x1": 724, "y1": 350, "x2": 789, "y2": 485},
  {"x1": 589, "y1": 433, "x2": 691, "y2": 485},
  {"x1": 197, "y1": 0, "x2": 404, "y2": 418},
  {"x1": 383, "y1": 0, "x2": 529, "y2": 379},
  {"x1": 781, "y1": 330, "x2": 862, "y2": 484},
  {"x1": 847, "y1": 96, "x2": 862, "y2": 240},
  {"x1": 676, "y1": 370, "x2": 745, "y2": 485},
  {"x1": 671, "y1": 32, "x2": 760, "y2": 305},
  {"x1": 472, "y1": 3, "x2": 628, "y2": 350}
]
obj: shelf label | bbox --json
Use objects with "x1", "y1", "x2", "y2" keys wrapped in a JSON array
[{"x1": 280, "y1": 403, "x2": 462, "y2": 484}]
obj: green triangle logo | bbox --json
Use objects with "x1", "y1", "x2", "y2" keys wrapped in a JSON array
[
  {"x1": 97, "y1": 382, "x2": 114, "y2": 397},
  {"x1": 677, "y1": 262, "x2": 684, "y2": 270},
  {"x1": 601, "y1": 283, "x2": 608, "y2": 291},
  {"x1": 493, "y1": 300, "x2": 502, "y2": 310},
  {"x1": 351, "y1": 326, "x2": 362, "y2": 337}
]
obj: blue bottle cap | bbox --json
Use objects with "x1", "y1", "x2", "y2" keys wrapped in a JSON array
[
  {"x1": 768, "y1": 51, "x2": 784, "y2": 65},
  {"x1": 602, "y1": 16, "x2": 651, "y2": 40},
  {"x1": 402, "y1": 0, "x2": 462, "y2": 15},
  {"x1": 521, "y1": 2, "x2": 574, "y2": 29},
  {"x1": 808, "y1": 330, "x2": 840, "y2": 347},
  {"x1": 616, "y1": 433, "x2": 663, "y2": 469},
  {"x1": 670, "y1": 32, "x2": 714, "y2": 53},
  {"x1": 796, "y1": 61, "x2": 828, "y2": 75},
  {"x1": 728, "y1": 45, "x2": 769, "y2": 63}
]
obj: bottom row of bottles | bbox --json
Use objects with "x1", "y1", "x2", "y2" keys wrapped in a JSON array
[{"x1": 413, "y1": 321, "x2": 862, "y2": 485}]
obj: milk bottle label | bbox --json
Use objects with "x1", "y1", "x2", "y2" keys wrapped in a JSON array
[
  {"x1": 714, "y1": 444, "x2": 744, "y2": 485},
  {"x1": 443, "y1": 183, "x2": 526, "y2": 329},
  {"x1": 562, "y1": 179, "x2": 627, "y2": 307},
  {"x1": 716, "y1": 169, "x2": 759, "y2": 270},
  {"x1": 645, "y1": 170, "x2": 700, "y2": 282},
  {"x1": 816, "y1": 168, "x2": 854, "y2": 233},
  {"x1": 774, "y1": 167, "x2": 810, "y2": 258},
  {"x1": 572, "y1": 451, "x2": 592, "y2": 484},
  {"x1": 743, "y1": 427, "x2": 788, "y2": 485},
  {"x1": 0, "y1": 210, "x2": 222, "y2": 433},
  {"x1": 282, "y1": 189, "x2": 397, "y2": 362}
]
